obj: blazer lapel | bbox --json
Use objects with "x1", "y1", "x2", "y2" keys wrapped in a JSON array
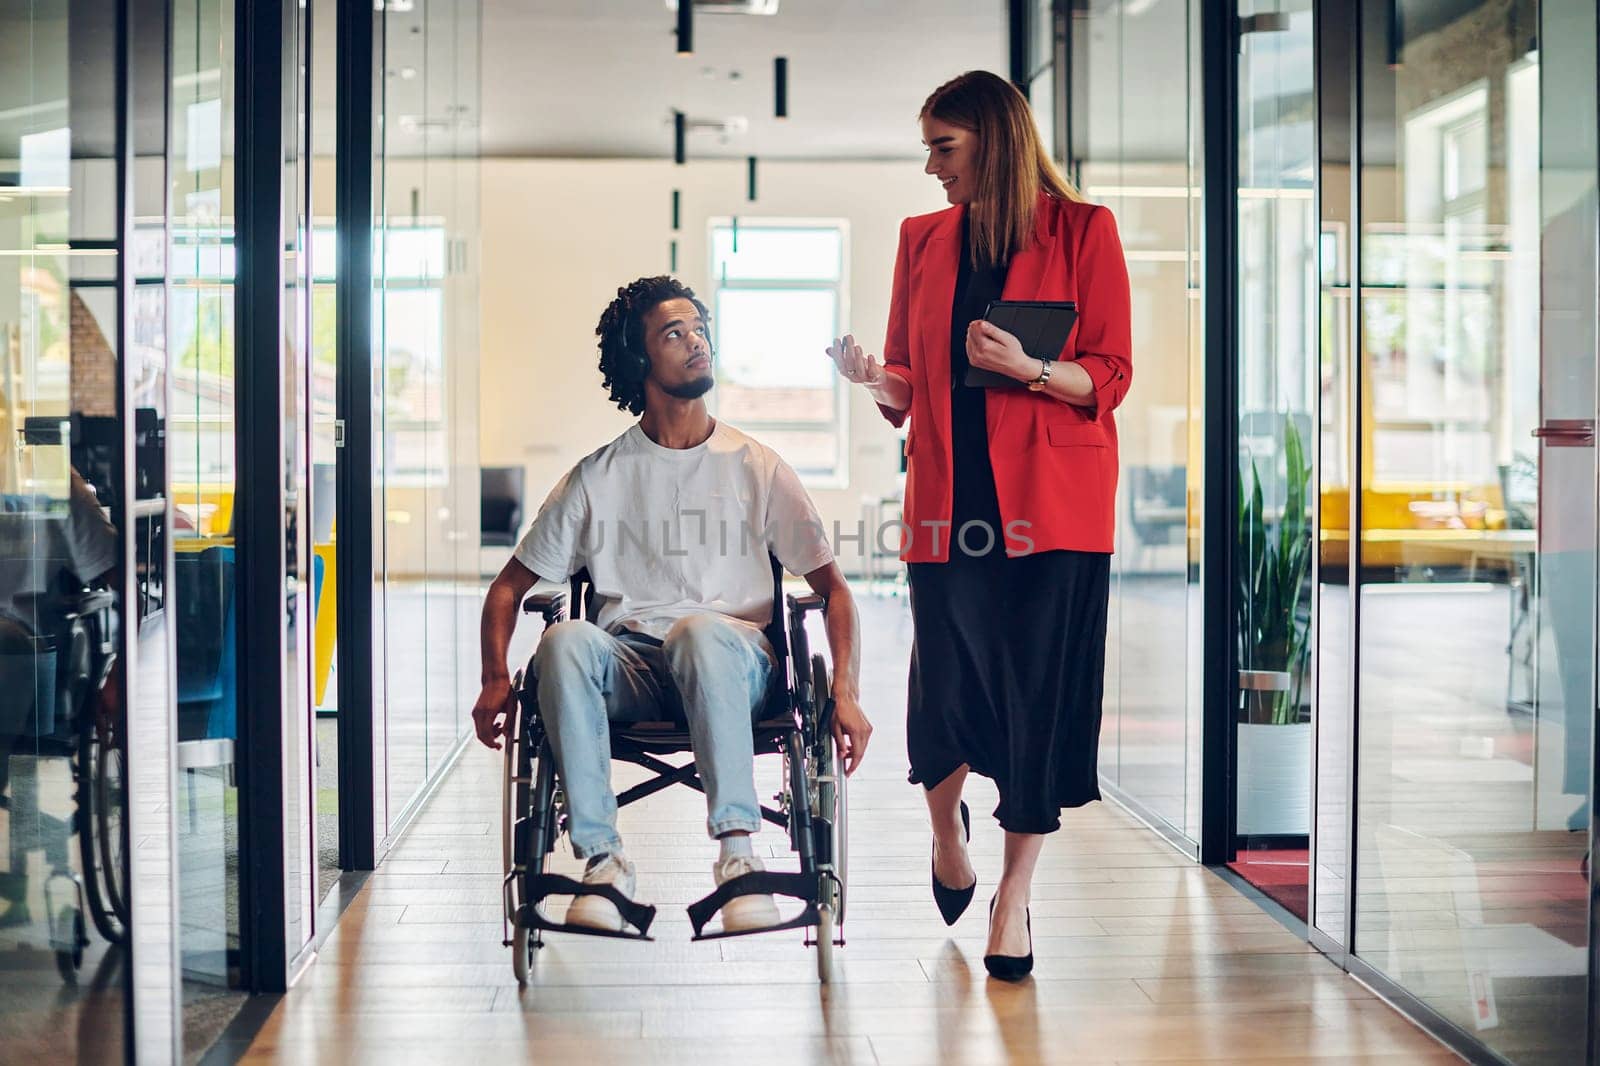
[{"x1": 921, "y1": 207, "x2": 964, "y2": 410}]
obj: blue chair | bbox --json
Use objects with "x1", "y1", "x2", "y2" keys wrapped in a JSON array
[{"x1": 174, "y1": 544, "x2": 237, "y2": 741}]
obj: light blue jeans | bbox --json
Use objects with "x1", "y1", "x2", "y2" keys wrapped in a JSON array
[{"x1": 532, "y1": 613, "x2": 774, "y2": 858}]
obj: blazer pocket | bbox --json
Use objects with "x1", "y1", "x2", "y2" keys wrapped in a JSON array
[{"x1": 1047, "y1": 422, "x2": 1109, "y2": 448}]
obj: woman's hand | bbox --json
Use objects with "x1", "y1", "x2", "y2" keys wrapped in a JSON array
[
  {"x1": 825, "y1": 334, "x2": 885, "y2": 386},
  {"x1": 966, "y1": 320, "x2": 1038, "y2": 382},
  {"x1": 827, "y1": 334, "x2": 911, "y2": 412}
]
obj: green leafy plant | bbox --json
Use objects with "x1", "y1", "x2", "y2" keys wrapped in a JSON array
[{"x1": 1236, "y1": 417, "x2": 1312, "y2": 726}]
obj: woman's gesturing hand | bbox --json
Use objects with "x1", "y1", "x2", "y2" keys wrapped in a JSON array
[{"x1": 825, "y1": 334, "x2": 885, "y2": 385}]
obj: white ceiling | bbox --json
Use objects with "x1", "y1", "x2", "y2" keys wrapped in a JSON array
[{"x1": 476, "y1": 0, "x2": 1009, "y2": 161}]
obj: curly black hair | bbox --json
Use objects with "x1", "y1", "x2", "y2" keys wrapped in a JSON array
[{"x1": 595, "y1": 275, "x2": 712, "y2": 416}]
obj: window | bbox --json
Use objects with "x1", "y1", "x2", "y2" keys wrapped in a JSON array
[{"x1": 708, "y1": 220, "x2": 848, "y2": 486}]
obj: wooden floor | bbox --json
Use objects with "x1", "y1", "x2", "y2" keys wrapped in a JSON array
[{"x1": 239, "y1": 596, "x2": 1458, "y2": 1066}]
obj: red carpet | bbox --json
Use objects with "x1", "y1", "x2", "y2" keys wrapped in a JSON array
[
  {"x1": 1228, "y1": 849, "x2": 1309, "y2": 920},
  {"x1": 1226, "y1": 851, "x2": 1587, "y2": 942}
]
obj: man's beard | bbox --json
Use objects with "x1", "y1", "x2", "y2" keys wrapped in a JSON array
[{"x1": 661, "y1": 373, "x2": 714, "y2": 400}]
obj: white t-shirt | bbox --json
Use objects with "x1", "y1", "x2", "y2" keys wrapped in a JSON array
[{"x1": 514, "y1": 421, "x2": 834, "y2": 640}]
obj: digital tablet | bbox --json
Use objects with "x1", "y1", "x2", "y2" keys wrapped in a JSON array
[{"x1": 965, "y1": 300, "x2": 1078, "y2": 389}]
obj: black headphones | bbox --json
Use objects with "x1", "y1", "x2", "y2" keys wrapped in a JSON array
[{"x1": 621, "y1": 314, "x2": 651, "y2": 383}]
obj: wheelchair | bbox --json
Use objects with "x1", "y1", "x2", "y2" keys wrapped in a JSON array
[
  {"x1": 500, "y1": 560, "x2": 848, "y2": 983},
  {"x1": 0, "y1": 580, "x2": 126, "y2": 982}
]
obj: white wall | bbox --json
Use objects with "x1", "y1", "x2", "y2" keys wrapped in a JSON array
[{"x1": 478, "y1": 158, "x2": 948, "y2": 575}]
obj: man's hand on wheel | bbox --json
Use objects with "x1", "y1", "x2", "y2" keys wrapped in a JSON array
[
  {"x1": 830, "y1": 694, "x2": 873, "y2": 776},
  {"x1": 472, "y1": 678, "x2": 514, "y2": 750}
]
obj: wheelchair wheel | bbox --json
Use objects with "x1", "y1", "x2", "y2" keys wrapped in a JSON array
[
  {"x1": 503, "y1": 688, "x2": 532, "y2": 983},
  {"x1": 77, "y1": 704, "x2": 127, "y2": 944},
  {"x1": 810, "y1": 655, "x2": 847, "y2": 930},
  {"x1": 54, "y1": 908, "x2": 85, "y2": 984},
  {"x1": 506, "y1": 686, "x2": 557, "y2": 985}
]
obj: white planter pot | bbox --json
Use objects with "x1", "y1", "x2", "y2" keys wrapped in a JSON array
[{"x1": 1236, "y1": 721, "x2": 1311, "y2": 836}]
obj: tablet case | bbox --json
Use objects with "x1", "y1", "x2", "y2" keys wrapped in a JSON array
[{"x1": 964, "y1": 300, "x2": 1078, "y2": 389}]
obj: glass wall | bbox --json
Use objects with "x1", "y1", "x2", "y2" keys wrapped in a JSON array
[
  {"x1": 0, "y1": 1, "x2": 131, "y2": 1055},
  {"x1": 1065, "y1": 0, "x2": 1206, "y2": 846},
  {"x1": 1313, "y1": 0, "x2": 1356, "y2": 953},
  {"x1": 1231, "y1": 1, "x2": 1317, "y2": 918},
  {"x1": 170, "y1": 0, "x2": 243, "y2": 1005},
  {"x1": 373, "y1": 0, "x2": 482, "y2": 846},
  {"x1": 2, "y1": 0, "x2": 181, "y2": 1058},
  {"x1": 1324, "y1": 0, "x2": 1599, "y2": 1060},
  {"x1": 308, "y1": 0, "x2": 341, "y2": 905}
]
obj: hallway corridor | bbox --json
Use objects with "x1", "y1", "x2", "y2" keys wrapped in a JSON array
[{"x1": 230, "y1": 599, "x2": 1456, "y2": 1065}]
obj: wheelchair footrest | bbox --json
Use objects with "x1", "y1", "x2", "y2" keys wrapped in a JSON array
[
  {"x1": 686, "y1": 870, "x2": 819, "y2": 940},
  {"x1": 521, "y1": 872, "x2": 658, "y2": 939}
]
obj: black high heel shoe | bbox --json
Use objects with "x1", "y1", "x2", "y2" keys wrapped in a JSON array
[
  {"x1": 983, "y1": 895, "x2": 1034, "y2": 981},
  {"x1": 931, "y1": 800, "x2": 975, "y2": 926}
]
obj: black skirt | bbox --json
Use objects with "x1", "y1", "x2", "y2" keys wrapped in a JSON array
[{"x1": 906, "y1": 549, "x2": 1110, "y2": 835}]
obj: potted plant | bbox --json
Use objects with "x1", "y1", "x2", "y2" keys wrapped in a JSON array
[{"x1": 1235, "y1": 417, "x2": 1313, "y2": 836}]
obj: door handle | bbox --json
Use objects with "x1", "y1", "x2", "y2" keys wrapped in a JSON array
[{"x1": 1532, "y1": 419, "x2": 1596, "y2": 447}]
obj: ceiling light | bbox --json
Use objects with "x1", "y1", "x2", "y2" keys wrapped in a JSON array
[{"x1": 665, "y1": 1, "x2": 780, "y2": 15}]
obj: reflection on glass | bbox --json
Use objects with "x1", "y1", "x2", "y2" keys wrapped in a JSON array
[
  {"x1": 1, "y1": 1, "x2": 130, "y2": 1054},
  {"x1": 1313, "y1": 0, "x2": 1355, "y2": 948},
  {"x1": 1353, "y1": 1, "x2": 1597, "y2": 1058},
  {"x1": 171, "y1": 0, "x2": 243, "y2": 1003},
  {"x1": 283, "y1": 0, "x2": 316, "y2": 966},
  {"x1": 1074, "y1": 0, "x2": 1202, "y2": 837},
  {"x1": 376, "y1": 0, "x2": 482, "y2": 841},
  {"x1": 309, "y1": 0, "x2": 341, "y2": 906},
  {"x1": 1230, "y1": 0, "x2": 1316, "y2": 920}
]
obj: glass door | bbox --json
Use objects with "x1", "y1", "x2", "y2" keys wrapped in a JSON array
[{"x1": 1347, "y1": 0, "x2": 1598, "y2": 1059}]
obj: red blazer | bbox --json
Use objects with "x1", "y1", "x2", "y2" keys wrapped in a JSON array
[{"x1": 877, "y1": 192, "x2": 1132, "y2": 563}]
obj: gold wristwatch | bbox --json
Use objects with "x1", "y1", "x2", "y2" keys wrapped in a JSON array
[{"x1": 1026, "y1": 358, "x2": 1053, "y2": 392}]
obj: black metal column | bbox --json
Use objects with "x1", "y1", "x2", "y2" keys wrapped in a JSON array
[
  {"x1": 234, "y1": 0, "x2": 290, "y2": 993},
  {"x1": 335, "y1": 0, "x2": 378, "y2": 872},
  {"x1": 1198, "y1": 0, "x2": 1240, "y2": 867},
  {"x1": 1007, "y1": 0, "x2": 1031, "y2": 97}
]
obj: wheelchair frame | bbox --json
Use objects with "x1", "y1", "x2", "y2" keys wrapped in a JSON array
[{"x1": 500, "y1": 562, "x2": 847, "y2": 983}]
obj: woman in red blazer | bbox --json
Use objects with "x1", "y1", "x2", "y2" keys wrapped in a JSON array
[{"x1": 827, "y1": 70, "x2": 1131, "y2": 980}]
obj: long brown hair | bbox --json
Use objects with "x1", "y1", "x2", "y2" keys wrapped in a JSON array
[{"x1": 920, "y1": 70, "x2": 1082, "y2": 269}]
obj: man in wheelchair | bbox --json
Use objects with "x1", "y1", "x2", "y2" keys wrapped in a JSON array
[{"x1": 473, "y1": 275, "x2": 872, "y2": 937}]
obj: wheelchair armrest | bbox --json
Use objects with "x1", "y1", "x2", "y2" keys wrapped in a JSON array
[
  {"x1": 786, "y1": 592, "x2": 826, "y2": 615},
  {"x1": 522, "y1": 590, "x2": 568, "y2": 625},
  {"x1": 68, "y1": 587, "x2": 117, "y2": 617}
]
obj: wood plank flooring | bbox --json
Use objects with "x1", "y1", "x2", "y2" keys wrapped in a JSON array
[{"x1": 239, "y1": 595, "x2": 1457, "y2": 1065}]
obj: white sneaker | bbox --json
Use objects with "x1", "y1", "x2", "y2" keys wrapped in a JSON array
[
  {"x1": 566, "y1": 853, "x2": 638, "y2": 933},
  {"x1": 713, "y1": 853, "x2": 782, "y2": 933}
]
